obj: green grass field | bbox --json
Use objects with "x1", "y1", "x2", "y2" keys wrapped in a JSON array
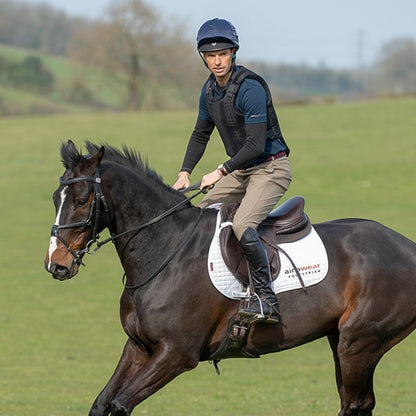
[{"x1": 1, "y1": 97, "x2": 415, "y2": 415}]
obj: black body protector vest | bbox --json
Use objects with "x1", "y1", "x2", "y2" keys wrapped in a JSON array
[{"x1": 205, "y1": 66, "x2": 290, "y2": 160}]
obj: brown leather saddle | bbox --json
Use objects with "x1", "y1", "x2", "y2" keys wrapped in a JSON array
[{"x1": 219, "y1": 196, "x2": 311, "y2": 286}]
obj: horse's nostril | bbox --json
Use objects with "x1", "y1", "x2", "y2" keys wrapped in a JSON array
[{"x1": 49, "y1": 263, "x2": 70, "y2": 280}]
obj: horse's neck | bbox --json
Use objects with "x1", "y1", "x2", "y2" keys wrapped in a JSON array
[
  {"x1": 106, "y1": 171, "x2": 215, "y2": 289},
  {"x1": 103, "y1": 166, "x2": 200, "y2": 252},
  {"x1": 110, "y1": 191, "x2": 205, "y2": 288},
  {"x1": 104, "y1": 166, "x2": 168, "y2": 225}
]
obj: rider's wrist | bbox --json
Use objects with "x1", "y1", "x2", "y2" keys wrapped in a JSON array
[
  {"x1": 217, "y1": 163, "x2": 228, "y2": 176},
  {"x1": 178, "y1": 171, "x2": 190, "y2": 178}
]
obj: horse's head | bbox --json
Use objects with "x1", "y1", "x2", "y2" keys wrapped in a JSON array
[{"x1": 45, "y1": 140, "x2": 105, "y2": 280}]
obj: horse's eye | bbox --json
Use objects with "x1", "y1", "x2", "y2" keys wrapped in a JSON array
[{"x1": 75, "y1": 199, "x2": 87, "y2": 208}]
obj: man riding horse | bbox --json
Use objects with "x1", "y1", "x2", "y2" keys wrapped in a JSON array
[{"x1": 173, "y1": 18, "x2": 291, "y2": 324}]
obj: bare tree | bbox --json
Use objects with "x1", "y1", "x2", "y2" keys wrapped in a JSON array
[
  {"x1": 374, "y1": 37, "x2": 416, "y2": 95},
  {"x1": 105, "y1": 0, "x2": 161, "y2": 109},
  {"x1": 69, "y1": 0, "x2": 202, "y2": 110}
]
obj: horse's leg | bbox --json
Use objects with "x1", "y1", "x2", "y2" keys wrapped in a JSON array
[
  {"x1": 89, "y1": 339, "x2": 149, "y2": 416},
  {"x1": 327, "y1": 331, "x2": 345, "y2": 410},
  {"x1": 336, "y1": 324, "x2": 382, "y2": 416},
  {"x1": 109, "y1": 339, "x2": 199, "y2": 416}
]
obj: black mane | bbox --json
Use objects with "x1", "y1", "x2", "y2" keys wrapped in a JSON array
[
  {"x1": 60, "y1": 140, "x2": 186, "y2": 202},
  {"x1": 85, "y1": 141, "x2": 164, "y2": 183},
  {"x1": 61, "y1": 140, "x2": 164, "y2": 183}
]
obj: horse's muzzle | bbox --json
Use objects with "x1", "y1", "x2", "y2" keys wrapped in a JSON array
[{"x1": 45, "y1": 261, "x2": 79, "y2": 281}]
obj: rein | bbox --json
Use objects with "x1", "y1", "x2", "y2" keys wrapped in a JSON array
[
  {"x1": 94, "y1": 180, "x2": 208, "y2": 251},
  {"x1": 52, "y1": 168, "x2": 209, "y2": 288},
  {"x1": 102, "y1": 181, "x2": 208, "y2": 291},
  {"x1": 122, "y1": 209, "x2": 203, "y2": 290}
]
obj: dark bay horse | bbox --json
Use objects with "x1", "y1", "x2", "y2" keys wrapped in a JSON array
[{"x1": 44, "y1": 141, "x2": 416, "y2": 416}]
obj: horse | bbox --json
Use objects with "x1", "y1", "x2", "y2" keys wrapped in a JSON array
[{"x1": 44, "y1": 140, "x2": 416, "y2": 416}]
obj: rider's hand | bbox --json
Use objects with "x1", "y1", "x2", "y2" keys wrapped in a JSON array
[
  {"x1": 172, "y1": 171, "x2": 191, "y2": 190},
  {"x1": 200, "y1": 168, "x2": 223, "y2": 189}
]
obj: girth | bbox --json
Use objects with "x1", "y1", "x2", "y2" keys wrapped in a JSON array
[{"x1": 219, "y1": 196, "x2": 310, "y2": 285}]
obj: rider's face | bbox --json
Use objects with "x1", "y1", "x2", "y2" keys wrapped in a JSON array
[{"x1": 203, "y1": 49, "x2": 235, "y2": 84}]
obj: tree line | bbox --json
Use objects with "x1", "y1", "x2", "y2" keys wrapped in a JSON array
[
  {"x1": 1, "y1": 0, "x2": 415, "y2": 112},
  {"x1": 0, "y1": 55, "x2": 54, "y2": 93}
]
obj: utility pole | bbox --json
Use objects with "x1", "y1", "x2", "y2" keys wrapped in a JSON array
[{"x1": 356, "y1": 28, "x2": 365, "y2": 69}]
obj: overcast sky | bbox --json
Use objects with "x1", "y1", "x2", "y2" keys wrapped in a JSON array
[{"x1": 22, "y1": 0, "x2": 416, "y2": 69}]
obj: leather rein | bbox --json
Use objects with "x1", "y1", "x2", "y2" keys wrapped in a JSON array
[{"x1": 51, "y1": 169, "x2": 207, "y2": 288}]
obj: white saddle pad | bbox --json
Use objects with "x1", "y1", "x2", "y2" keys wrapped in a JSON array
[{"x1": 207, "y1": 210, "x2": 329, "y2": 299}]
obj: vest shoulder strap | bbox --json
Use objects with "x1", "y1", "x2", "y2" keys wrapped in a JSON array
[{"x1": 205, "y1": 66, "x2": 263, "y2": 97}]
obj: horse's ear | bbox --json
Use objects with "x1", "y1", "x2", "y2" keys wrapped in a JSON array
[
  {"x1": 67, "y1": 139, "x2": 77, "y2": 153},
  {"x1": 86, "y1": 146, "x2": 105, "y2": 171},
  {"x1": 61, "y1": 139, "x2": 82, "y2": 169}
]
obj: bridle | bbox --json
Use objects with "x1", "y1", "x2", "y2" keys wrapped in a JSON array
[
  {"x1": 50, "y1": 168, "x2": 108, "y2": 269},
  {"x1": 50, "y1": 167, "x2": 207, "y2": 286}
]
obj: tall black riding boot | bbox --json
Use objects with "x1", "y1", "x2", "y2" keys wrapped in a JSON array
[{"x1": 238, "y1": 227, "x2": 280, "y2": 324}]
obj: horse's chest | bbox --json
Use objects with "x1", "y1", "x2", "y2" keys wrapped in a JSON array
[{"x1": 120, "y1": 294, "x2": 142, "y2": 339}]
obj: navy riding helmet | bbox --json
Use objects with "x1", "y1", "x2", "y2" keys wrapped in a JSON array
[{"x1": 197, "y1": 18, "x2": 239, "y2": 53}]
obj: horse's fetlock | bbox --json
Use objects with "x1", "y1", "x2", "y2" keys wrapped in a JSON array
[
  {"x1": 111, "y1": 400, "x2": 130, "y2": 416},
  {"x1": 88, "y1": 396, "x2": 112, "y2": 416}
]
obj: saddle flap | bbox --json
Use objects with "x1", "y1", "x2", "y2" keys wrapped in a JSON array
[
  {"x1": 219, "y1": 196, "x2": 311, "y2": 286},
  {"x1": 219, "y1": 225, "x2": 280, "y2": 286}
]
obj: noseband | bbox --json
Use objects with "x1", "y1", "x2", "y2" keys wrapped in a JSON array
[{"x1": 50, "y1": 168, "x2": 108, "y2": 269}]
